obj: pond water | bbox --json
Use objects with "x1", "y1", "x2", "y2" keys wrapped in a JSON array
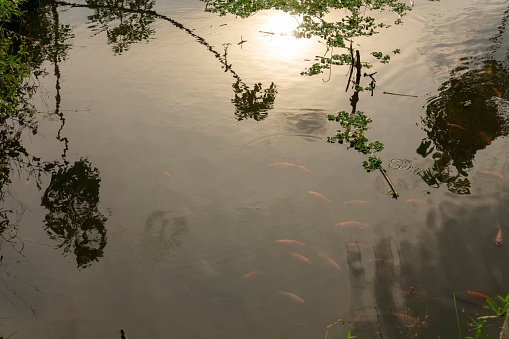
[{"x1": 2, "y1": 0, "x2": 509, "y2": 338}]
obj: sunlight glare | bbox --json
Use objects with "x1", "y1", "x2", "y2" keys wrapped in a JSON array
[{"x1": 255, "y1": 11, "x2": 317, "y2": 61}]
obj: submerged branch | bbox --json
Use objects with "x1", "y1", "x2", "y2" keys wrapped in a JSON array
[
  {"x1": 378, "y1": 164, "x2": 399, "y2": 198},
  {"x1": 382, "y1": 91, "x2": 418, "y2": 97}
]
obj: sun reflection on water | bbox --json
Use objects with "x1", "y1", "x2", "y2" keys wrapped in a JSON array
[{"x1": 254, "y1": 11, "x2": 318, "y2": 61}]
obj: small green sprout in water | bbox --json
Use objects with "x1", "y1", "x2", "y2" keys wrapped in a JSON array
[
  {"x1": 462, "y1": 99, "x2": 472, "y2": 107},
  {"x1": 371, "y1": 51, "x2": 391, "y2": 64}
]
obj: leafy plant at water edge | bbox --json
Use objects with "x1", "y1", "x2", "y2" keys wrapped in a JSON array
[
  {"x1": 454, "y1": 292, "x2": 509, "y2": 339},
  {"x1": 327, "y1": 110, "x2": 384, "y2": 172},
  {"x1": 483, "y1": 293, "x2": 509, "y2": 318}
]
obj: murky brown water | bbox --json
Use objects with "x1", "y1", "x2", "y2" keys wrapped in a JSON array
[{"x1": 2, "y1": 0, "x2": 509, "y2": 338}]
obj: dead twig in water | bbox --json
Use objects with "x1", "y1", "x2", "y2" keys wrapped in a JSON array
[
  {"x1": 382, "y1": 91, "x2": 418, "y2": 97},
  {"x1": 345, "y1": 40, "x2": 354, "y2": 92},
  {"x1": 378, "y1": 164, "x2": 399, "y2": 198}
]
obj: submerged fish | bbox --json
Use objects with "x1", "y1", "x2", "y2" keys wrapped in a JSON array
[
  {"x1": 447, "y1": 123, "x2": 465, "y2": 130},
  {"x1": 347, "y1": 242, "x2": 368, "y2": 248},
  {"x1": 477, "y1": 131, "x2": 491, "y2": 144},
  {"x1": 241, "y1": 270, "x2": 264, "y2": 280},
  {"x1": 163, "y1": 171, "x2": 176, "y2": 183},
  {"x1": 393, "y1": 313, "x2": 425, "y2": 327},
  {"x1": 406, "y1": 199, "x2": 433, "y2": 206},
  {"x1": 401, "y1": 290, "x2": 425, "y2": 299},
  {"x1": 200, "y1": 260, "x2": 216, "y2": 276},
  {"x1": 309, "y1": 191, "x2": 329, "y2": 202},
  {"x1": 297, "y1": 165, "x2": 316, "y2": 177},
  {"x1": 495, "y1": 222, "x2": 503, "y2": 247},
  {"x1": 369, "y1": 258, "x2": 394, "y2": 265},
  {"x1": 477, "y1": 170, "x2": 504, "y2": 179},
  {"x1": 289, "y1": 252, "x2": 311, "y2": 264},
  {"x1": 318, "y1": 254, "x2": 341, "y2": 271},
  {"x1": 279, "y1": 290, "x2": 305, "y2": 304},
  {"x1": 493, "y1": 87, "x2": 502, "y2": 97},
  {"x1": 464, "y1": 291, "x2": 489, "y2": 304},
  {"x1": 488, "y1": 65, "x2": 494, "y2": 76},
  {"x1": 275, "y1": 239, "x2": 306, "y2": 246},
  {"x1": 335, "y1": 221, "x2": 370, "y2": 228},
  {"x1": 269, "y1": 162, "x2": 295, "y2": 167},
  {"x1": 344, "y1": 200, "x2": 372, "y2": 206},
  {"x1": 182, "y1": 283, "x2": 195, "y2": 299}
]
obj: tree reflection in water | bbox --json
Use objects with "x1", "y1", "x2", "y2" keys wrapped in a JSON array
[
  {"x1": 56, "y1": 0, "x2": 277, "y2": 120},
  {"x1": 232, "y1": 80, "x2": 277, "y2": 121},
  {"x1": 41, "y1": 159, "x2": 107, "y2": 269},
  {"x1": 85, "y1": 0, "x2": 156, "y2": 54},
  {"x1": 418, "y1": 59, "x2": 509, "y2": 194}
]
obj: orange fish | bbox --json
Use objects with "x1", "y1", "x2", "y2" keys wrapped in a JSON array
[
  {"x1": 347, "y1": 242, "x2": 368, "y2": 248},
  {"x1": 401, "y1": 290, "x2": 425, "y2": 299},
  {"x1": 370, "y1": 258, "x2": 394, "y2": 265},
  {"x1": 309, "y1": 191, "x2": 329, "y2": 202},
  {"x1": 465, "y1": 291, "x2": 489, "y2": 304},
  {"x1": 478, "y1": 170, "x2": 504, "y2": 179},
  {"x1": 289, "y1": 252, "x2": 311, "y2": 264},
  {"x1": 335, "y1": 221, "x2": 370, "y2": 228},
  {"x1": 453, "y1": 80, "x2": 461, "y2": 89},
  {"x1": 269, "y1": 162, "x2": 295, "y2": 167},
  {"x1": 275, "y1": 239, "x2": 306, "y2": 246},
  {"x1": 344, "y1": 200, "x2": 372, "y2": 206},
  {"x1": 488, "y1": 65, "x2": 494, "y2": 76},
  {"x1": 163, "y1": 171, "x2": 176, "y2": 183},
  {"x1": 241, "y1": 270, "x2": 264, "y2": 280},
  {"x1": 318, "y1": 254, "x2": 341, "y2": 271},
  {"x1": 279, "y1": 290, "x2": 305, "y2": 304},
  {"x1": 297, "y1": 165, "x2": 316, "y2": 177},
  {"x1": 182, "y1": 283, "x2": 195, "y2": 299},
  {"x1": 495, "y1": 222, "x2": 503, "y2": 247},
  {"x1": 436, "y1": 68, "x2": 448, "y2": 75},
  {"x1": 478, "y1": 131, "x2": 491, "y2": 144},
  {"x1": 406, "y1": 199, "x2": 433, "y2": 206},
  {"x1": 493, "y1": 87, "x2": 502, "y2": 97},
  {"x1": 393, "y1": 313, "x2": 424, "y2": 327},
  {"x1": 24, "y1": 36, "x2": 41, "y2": 42},
  {"x1": 200, "y1": 260, "x2": 216, "y2": 276},
  {"x1": 447, "y1": 123, "x2": 465, "y2": 130}
]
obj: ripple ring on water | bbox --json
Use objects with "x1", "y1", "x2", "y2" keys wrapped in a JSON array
[
  {"x1": 382, "y1": 157, "x2": 415, "y2": 179},
  {"x1": 387, "y1": 158, "x2": 412, "y2": 171}
]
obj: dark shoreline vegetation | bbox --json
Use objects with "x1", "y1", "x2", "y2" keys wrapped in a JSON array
[{"x1": 1, "y1": 0, "x2": 509, "y2": 338}]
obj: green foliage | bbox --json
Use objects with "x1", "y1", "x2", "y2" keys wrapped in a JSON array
[
  {"x1": 327, "y1": 110, "x2": 384, "y2": 172},
  {"x1": 0, "y1": 0, "x2": 38, "y2": 190},
  {"x1": 371, "y1": 51, "x2": 391, "y2": 63},
  {"x1": 0, "y1": 0, "x2": 25, "y2": 23},
  {"x1": 483, "y1": 293, "x2": 509, "y2": 318},
  {"x1": 454, "y1": 292, "x2": 509, "y2": 339}
]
